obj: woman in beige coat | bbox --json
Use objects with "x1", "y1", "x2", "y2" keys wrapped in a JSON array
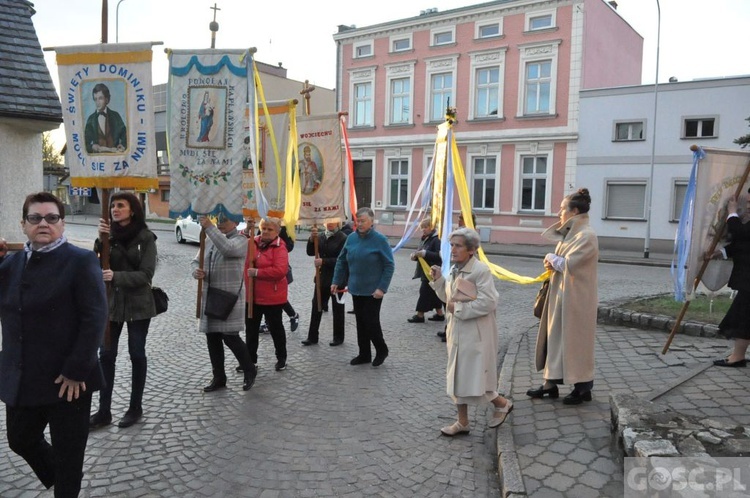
[
  {"x1": 430, "y1": 228, "x2": 512, "y2": 436},
  {"x1": 529, "y1": 188, "x2": 599, "y2": 405}
]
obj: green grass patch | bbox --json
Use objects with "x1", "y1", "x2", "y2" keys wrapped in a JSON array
[{"x1": 622, "y1": 293, "x2": 733, "y2": 325}]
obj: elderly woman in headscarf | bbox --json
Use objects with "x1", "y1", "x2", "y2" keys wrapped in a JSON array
[{"x1": 429, "y1": 227, "x2": 512, "y2": 436}]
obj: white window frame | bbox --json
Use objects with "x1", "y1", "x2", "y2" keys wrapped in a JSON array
[
  {"x1": 469, "y1": 49, "x2": 506, "y2": 120},
  {"x1": 390, "y1": 34, "x2": 412, "y2": 53},
  {"x1": 603, "y1": 180, "x2": 647, "y2": 220},
  {"x1": 385, "y1": 62, "x2": 416, "y2": 126},
  {"x1": 513, "y1": 143, "x2": 553, "y2": 213},
  {"x1": 387, "y1": 157, "x2": 410, "y2": 208},
  {"x1": 475, "y1": 18, "x2": 503, "y2": 39},
  {"x1": 517, "y1": 41, "x2": 560, "y2": 117},
  {"x1": 470, "y1": 155, "x2": 499, "y2": 211},
  {"x1": 613, "y1": 120, "x2": 646, "y2": 142},
  {"x1": 682, "y1": 116, "x2": 718, "y2": 139},
  {"x1": 348, "y1": 67, "x2": 376, "y2": 128},
  {"x1": 671, "y1": 179, "x2": 689, "y2": 223},
  {"x1": 525, "y1": 9, "x2": 556, "y2": 31},
  {"x1": 353, "y1": 40, "x2": 373, "y2": 59},
  {"x1": 431, "y1": 26, "x2": 456, "y2": 46},
  {"x1": 424, "y1": 56, "x2": 458, "y2": 124}
]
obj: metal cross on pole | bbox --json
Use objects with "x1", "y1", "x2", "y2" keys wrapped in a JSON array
[
  {"x1": 209, "y1": 3, "x2": 221, "y2": 49},
  {"x1": 300, "y1": 80, "x2": 316, "y2": 116}
]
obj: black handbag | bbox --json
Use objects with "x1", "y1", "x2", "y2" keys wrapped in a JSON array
[
  {"x1": 533, "y1": 279, "x2": 550, "y2": 319},
  {"x1": 204, "y1": 286, "x2": 240, "y2": 320},
  {"x1": 152, "y1": 287, "x2": 169, "y2": 315}
]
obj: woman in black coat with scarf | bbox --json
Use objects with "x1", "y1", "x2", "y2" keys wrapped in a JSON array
[
  {"x1": 90, "y1": 192, "x2": 157, "y2": 429},
  {"x1": 407, "y1": 219, "x2": 445, "y2": 323}
]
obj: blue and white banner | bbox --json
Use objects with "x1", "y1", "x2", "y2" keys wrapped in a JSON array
[{"x1": 167, "y1": 49, "x2": 255, "y2": 221}]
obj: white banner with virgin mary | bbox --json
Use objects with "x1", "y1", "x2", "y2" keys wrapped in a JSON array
[
  {"x1": 296, "y1": 114, "x2": 346, "y2": 225},
  {"x1": 55, "y1": 43, "x2": 157, "y2": 189},
  {"x1": 167, "y1": 49, "x2": 255, "y2": 220}
]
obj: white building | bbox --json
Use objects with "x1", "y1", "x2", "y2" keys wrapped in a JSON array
[{"x1": 577, "y1": 75, "x2": 750, "y2": 252}]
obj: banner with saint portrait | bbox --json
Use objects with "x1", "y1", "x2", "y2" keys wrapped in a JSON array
[
  {"x1": 167, "y1": 49, "x2": 255, "y2": 220},
  {"x1": 682, "y1": 147, "x2": 750, "y2": 297},
  {"x1": 55, "y1": 43, "x2": 157, "y2": 189},
  {"x1": 295, "y1": 114, "x2": 346, "y2": 225}
]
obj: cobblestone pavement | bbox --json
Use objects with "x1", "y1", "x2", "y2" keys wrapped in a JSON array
[
  {"x1": 2, "y1": 223, "x2": 731, "y2": 498},
  {"x1": 0, "y1": 225, "x2": 502, "y2": 497}
]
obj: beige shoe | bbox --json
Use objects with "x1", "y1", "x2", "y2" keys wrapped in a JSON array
[
  {"x1": 488, "y1": 399, "x2": 513, "y2": 428},
  {"x1": 440, "y1": 421, "x2": 470, "y2": 437}
]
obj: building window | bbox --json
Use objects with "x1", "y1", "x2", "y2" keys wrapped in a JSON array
[
  {"x1": 526, "y1": 10, "x2": 556, "y2": 31},
  {"x1": 683, "y1": 117, "x2": 717, "y2": 138},
  {"x1": 389, "y1": 78, "x2": 411, "y2": 125},
  {"x1": 614, "y1": 121, "x2": 645, "y2": 141},
  {"x1": 605, "y1": 181, "x2": 646, "y2": 220},
  {"x1": 160, "y1": 189, "x2": 170, "y2": 202},
  {"x1": 431, "y1": 26, "x2": 455, "y2": 46},
  {"x1": 472, "y1": 157, "x2": 496, "y2": 210},
  {"x1": 524, "y1": 60, "x2": 551, "y2": 114},
  {"x1": 392, "y1": 37, "x2": 411, "y2": 52},
  {"x1": 477, "y1": 21, "x2": 501, "y2": 39},
  {"x1": 430, "y1": 73, "x2": 453, "y2": 121},
  {"x1": 520, "y1": 156, "x2": 547, "y2": 211},
  {"x1": 354, "y1": 41, "x2": 373, "y2": 58},
  {"x1": 671, "y1": 180, "x2": 688, "y2": 222},
  {"x1": 389, "y1": 159, "x2": 409, "y2": 207},
  {"x1": 475, "y1": 67, "x2": 500, "y2": 118},
  {"x1": 353, "y1": 82, "x2": 373, "y2": 127}
]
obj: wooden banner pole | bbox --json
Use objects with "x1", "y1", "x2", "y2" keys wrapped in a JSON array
[
  {"x1": 313, "y1": 225, "x2": 322, "y2": 312},
  {"x1": 663, "y1": 153, "x2": 750, "y2": 354},
  {"x1": 100, "y1": 189, "x2": 112, "y2": 349}
]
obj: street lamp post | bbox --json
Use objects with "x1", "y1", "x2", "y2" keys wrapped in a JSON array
[
  {"x1": 116, "y1": 0, "x2": 127, "y2": 43},
  {"x1": 643, "y1": 0, "x2": 661, "y2": 259}
]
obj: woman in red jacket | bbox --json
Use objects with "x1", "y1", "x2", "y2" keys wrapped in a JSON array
[{"x1": 244, "y1": 217, "x2": 289, "y2": 371}]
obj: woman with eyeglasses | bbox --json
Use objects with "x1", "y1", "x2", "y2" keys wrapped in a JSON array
[{"x1": 90, "y1": 192, "x2": 158, "y2": 429}]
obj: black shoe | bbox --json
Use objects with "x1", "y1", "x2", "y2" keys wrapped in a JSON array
[
  {"x1": 275, "y1": 360, "x2": 287, "y2": 371},
  {"x1": 290, "y1": 313, "x2": 300, "y2": 332},
  {"x1": 243, "y1": 369, "x2": 257, "y2": 391},
  {"x1": 235, "y1": 365, "x2": 244, "y2": 373},
  {"x1": 117, "y1": 408, "x2": 143, "y2": 428},
  {"x1": 301, "y1": 339, "x2": 318, "y2": 346},
  {"x1": 260, "y1": 323, "x2": 269, "y2": 334},
  {"x1": 203, "y1": 377, "x2": 227, "y2": 392},
  {"x1": 428, "y1": 314, "x2": 446, "y2": 322},
  {"x1": 329, "y1": 340, "x2": 343, "y2": 347},
  {"x1": 437, "y1": 331, "x2": 446, "y2": 339},
  {"x1": 563, "y1": 390, "x2": 592, "y2": 405},
  {"x1": 372, "y1": 350, "x2": 389, "y2": 367},
  {"x1": 526, "y1": 384, "x2": 559, "y2": 399},
  {"x1": 407, "y1": 315, "x2": 425, "y2": 323},
  {"x1": 350, "y1": 356, "x2": 371, "y2": 365},
  {"x1": 322, "y1": 307, "x2": 329, "y2": 313},
  {"x1": 713, "y1": 358, "x2": 747, "y2": 368},
  {"x1": 89, "y1": 410, "x2": 112, "y2": 429}
]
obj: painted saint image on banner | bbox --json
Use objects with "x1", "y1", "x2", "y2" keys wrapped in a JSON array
[
  {"x1": 83, "y1": 80, "x2": 128, "y2": 154},
  {"x1": 298, "y1": 143, "x2": 323, "y2": 195},
  {"x1": 187, "y1": 86, "x2": 227, "y2": 149}
]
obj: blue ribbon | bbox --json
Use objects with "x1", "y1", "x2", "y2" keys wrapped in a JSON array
[
  {"x1": 671, "y1": 147, "x2": 704, "y2": 301},
  {"x1": 170, "y1": 55, "x2": 248, "y2": 77},
  {"x1": 440, "y1": 129, "x2": 455, "y2": 278}
]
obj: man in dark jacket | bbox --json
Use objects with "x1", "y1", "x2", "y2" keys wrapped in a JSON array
[
  {"x1": 0, "y1": 192, "x2": 108, "y2": 497},
  {"x1": 302, "y1": 222, "x2": 348, "y2": 346}
]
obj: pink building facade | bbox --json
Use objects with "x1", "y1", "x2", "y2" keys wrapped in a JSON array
[{"x1": 333, "y1": 0, "x2": 642, "y2": 244}]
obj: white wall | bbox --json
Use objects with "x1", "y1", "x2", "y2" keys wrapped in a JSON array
[
  {"x1": 578, "y1": 76, "x2": 750, "y2": 244},
  {"x1": 0, "y1": 119, "x2": 46, "y2": 243}
]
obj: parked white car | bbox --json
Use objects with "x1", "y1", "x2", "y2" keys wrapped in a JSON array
[{"x1": 174, "y1": 216, "x2": 247, "y2": 243}]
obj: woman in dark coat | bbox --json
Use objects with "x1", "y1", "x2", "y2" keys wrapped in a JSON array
[
  {"x1": 407, "y1": 218, "x2": 444, "y2": 323},
  {"x1": 709, "y1": 193, "x2": 750, "y2": 367},
  {"x1": 90, "y1": 192, "x2": 157, "y2": 429}
]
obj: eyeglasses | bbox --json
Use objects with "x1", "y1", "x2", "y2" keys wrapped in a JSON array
[{"x1": 25, "y1": 214, "x2": 62, "y2": 225}]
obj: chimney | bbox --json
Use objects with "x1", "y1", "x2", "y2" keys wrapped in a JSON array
[{"x1": 608, "y1": 1, "x2": 618, "y2": 9}]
